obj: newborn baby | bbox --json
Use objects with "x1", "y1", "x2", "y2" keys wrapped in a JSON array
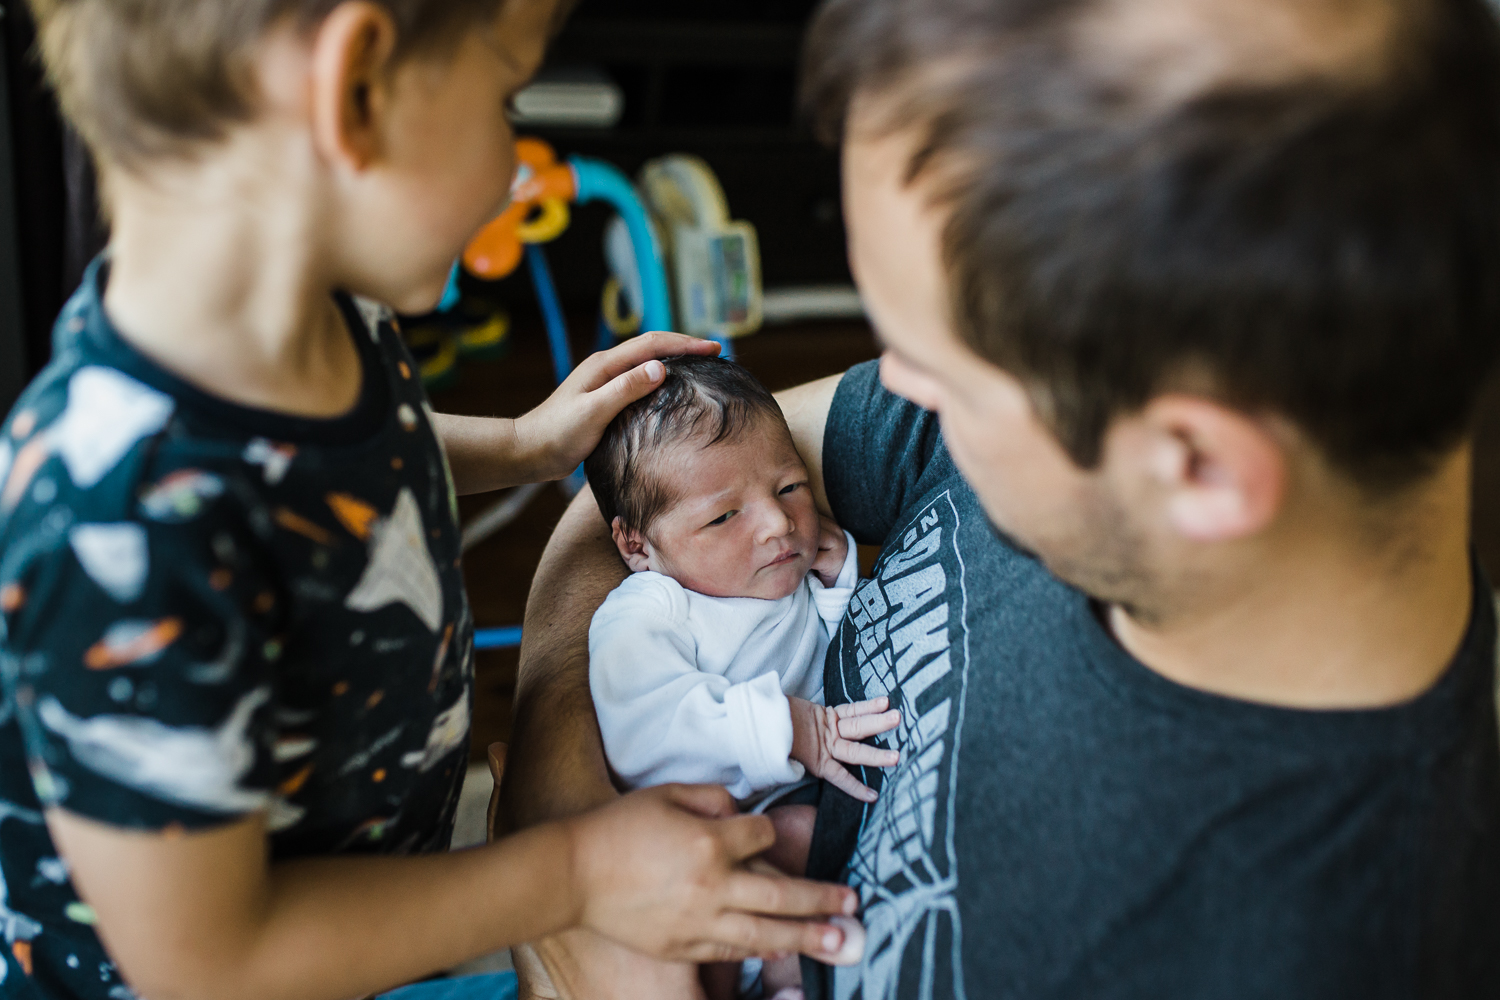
[{"x1": 585, "y1": 355, "x2": 899, "y2": 999}]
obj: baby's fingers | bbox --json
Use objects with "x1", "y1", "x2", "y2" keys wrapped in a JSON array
[
  {"x1": 836, "y1": 708, "x2": 901, "y2": 741},
  {"x1": 830, "y1": 739, "x2": 900, "y2": 769},
  {"x1": 820, "y1": 762, "x2": 880, "y2": 803},
  {"x1": 834, "y1": 697, "x2": 890, "y2": 718}
]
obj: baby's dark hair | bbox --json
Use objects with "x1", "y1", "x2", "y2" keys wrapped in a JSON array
[{"x1": 585, "y1": 355, "x2": 785, "y2": 533}]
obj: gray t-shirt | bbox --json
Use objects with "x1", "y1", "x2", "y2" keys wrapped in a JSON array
[{"x1": 804, "y1": 361, "x2": 1500, "y2": 1000}]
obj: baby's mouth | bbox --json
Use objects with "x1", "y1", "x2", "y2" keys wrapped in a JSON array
[{"x1": 763, "y1": 548, "x2": 803, "y2": 570}]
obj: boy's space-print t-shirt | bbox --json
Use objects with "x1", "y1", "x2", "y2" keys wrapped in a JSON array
[
  {"x1": 0, "y1": 262, "x2": 473, "y2": 999},
  {"x1": 803, "y1": 361, "x2": 1500, "y2": 1000}
]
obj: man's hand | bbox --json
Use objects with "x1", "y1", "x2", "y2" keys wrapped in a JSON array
[
  {"x1": 811, "y1": 515, "x2": 850, "y2": 587},
  {"x1": 789, "y1": 697, "x2": 901, "y2": 804},
  {"x1": 514, "y1": 332, "x2": 719, "y2": 482},
  {"x1": 567, "y1": 784, "x2": 859, "y2": 963}
]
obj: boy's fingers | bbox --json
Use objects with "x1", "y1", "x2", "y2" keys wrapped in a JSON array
[
  {"x1": 722, "y1": 871, "x2": 857, "y2": 920},
  {"x1": 836, "y1": 709, "x2": 901, "y2": 740},
  {"x1": 591, "y1": 360, "x2": 667, "y2": 415},
  {"x1": 638, "y1": 330, "x2": 721, "y2": 357},
  {"x1": 687, "y1": 917, "x2": 828, "y2": 971},
  {"x1": 831, "y1": 741, "x2": 900, "y2": 768},
  {"x1": 660, "y1": 782, "x2": 738, "y2": 819},
  {"x1": 702, "y1": 913, "x2": 856, "y2": 965},
  {"x1": 715, "y1": 813, "x2": 778, "y2": 862},
  {"x1": 579, "y1": 331, "x2": 719, "y2": 390}
]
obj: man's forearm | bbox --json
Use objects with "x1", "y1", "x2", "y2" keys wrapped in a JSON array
[{"x1": 499, "y1": 485, "x2": 627, "y2": 830}]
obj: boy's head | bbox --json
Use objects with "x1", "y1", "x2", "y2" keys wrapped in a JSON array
[
  {"x1": 585, "y1": 356, "x2": 821, "y2": 601},
  {"x1": 29, "y1": 0, "x2": 566, "y2": 312},
  {"x1": 803, "y1": 0, "x2": 1500, "y2": 614}
]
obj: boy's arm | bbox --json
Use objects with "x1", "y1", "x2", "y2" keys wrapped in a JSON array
[
  {"x1": 50, "y1": 779, "x2": 855, "y2": 1000},
  {"x1": 434, "y1": 332, "x2": 719, "y2": 495}
]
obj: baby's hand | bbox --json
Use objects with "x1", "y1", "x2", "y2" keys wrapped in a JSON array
[
  {"x1": 514, "y1": 332, "x2": 719, "y2": 482},
  {"x1": 811, "y1": 515, "x2": 850, "y2": 588},
  {"x1": 788, "y1": 697, "x2": 901, "y2": 803}
]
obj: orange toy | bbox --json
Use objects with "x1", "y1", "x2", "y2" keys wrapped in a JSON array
[{"x1": 463, "y1": 138, "x2": 577, "y2": 280}]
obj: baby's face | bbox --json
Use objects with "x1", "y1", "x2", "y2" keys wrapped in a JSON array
[{"x1": 621, "y1": 417, "x2": 820, "y2": 600}]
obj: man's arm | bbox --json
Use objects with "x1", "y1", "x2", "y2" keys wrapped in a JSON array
[
  {"x1": 499, "y1": 487, "x2": 625, "y2": 829},
  {"x1": 496, "y1": 372, "x2": 845, "y2": 1000},
  {"x1": 779, "y1": 373, "x2": 844, "y2": 517}
]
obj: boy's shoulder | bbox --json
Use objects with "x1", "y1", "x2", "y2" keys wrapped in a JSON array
[{"x1": 0, "y1": 269, "x2": 419, "y2": 575}]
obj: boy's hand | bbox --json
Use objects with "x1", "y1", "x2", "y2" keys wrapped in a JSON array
[
  {"x1": 566, "y1": 783, "x2": 861, "y2": 964},
  {"x1": 788, "y1": 697, "x2": 901, "y2": 804},
  {"x1": 514, "y1": 332, "x2": 719, "y2": 482},
  {"x1": 811, "y1": 515, "x2": 850, "y2": 587}
]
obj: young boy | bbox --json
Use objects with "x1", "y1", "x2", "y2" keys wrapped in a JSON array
[
  {"x1": 0, "y1": 3, "x2": 859, "y2": 999},
  {"x1": 585, "y1": 356, "x2": 901, "y2": 999}
]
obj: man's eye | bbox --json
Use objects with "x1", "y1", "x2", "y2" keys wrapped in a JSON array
[
  {"x1": 706, "y1": 511, "x2": 735, "y2": 527},
  {"x1": 779, "y1": 483, "x2": 804, "y2": 495}
]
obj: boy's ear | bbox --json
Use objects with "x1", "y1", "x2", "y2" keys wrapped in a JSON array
[
  {"x1": 309, "y1": 1, "x2": 398, "y2": 171},
  {"x1": 1137, "y1": 395, "x2": 1287, "y2": 542},
  {"x1": 610, "y1": 517, "x2": 653, "y2": 573}
]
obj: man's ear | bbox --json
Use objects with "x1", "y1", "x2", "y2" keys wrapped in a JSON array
[
  {"x1": 1138, "y1": 395, "x2": 1287, "y2": 542},
  {"x1": 308, "y1": 1, "x2": 398, "y2": 171},
  {"x1": 610, "y1": 517, "x2": 653, "y2": 573}
]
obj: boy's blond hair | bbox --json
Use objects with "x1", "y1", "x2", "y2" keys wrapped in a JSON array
[{"x1": 28, "y1": 0, "x2": 504, "y2": 168}]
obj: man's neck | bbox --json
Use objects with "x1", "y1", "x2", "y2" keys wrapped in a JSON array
[
  {"x1": 1109, "y1": 451, "x2": 1476, "y2": 709},
  {"x1": 99, "y1": 145, "x2": 362, "y2": 420}
]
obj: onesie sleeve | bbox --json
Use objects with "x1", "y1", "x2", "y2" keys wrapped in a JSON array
[
  {"x1": 808, "y1": 529, "x2": 860, "y2": 632},
  {"x1": 0, "y1": 454, "x2": 281, "y2": 831},
  {"x1": 589, "y1": 576, "x2": 804, "y2": 799}
]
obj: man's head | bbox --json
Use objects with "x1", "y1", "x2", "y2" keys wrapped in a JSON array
[
  {"x1": 805, "y1": 0, "x2": 1500, "y2": 616},
  {"x1": 28, "y1": 0, "x2": 566, "y2": 312},
  {"x1": 585, "y1": 356, "x2": 822, "y2": 601}
]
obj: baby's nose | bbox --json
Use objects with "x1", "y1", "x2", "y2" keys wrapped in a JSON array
[{"x1": 759, "y1": 503, "x2": 797, "y2": 541}]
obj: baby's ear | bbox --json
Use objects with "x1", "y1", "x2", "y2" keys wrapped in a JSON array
[{"x1": 610, "y1": 517, "x2": 652, "y2": 573}]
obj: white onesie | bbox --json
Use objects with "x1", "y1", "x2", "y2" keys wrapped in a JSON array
[{"x1": 589, "y1": 533, "x2": 859, "y2": 800}]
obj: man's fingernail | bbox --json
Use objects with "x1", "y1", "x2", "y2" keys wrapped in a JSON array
[
  {"x1": 645, "y1": 360, "x2": 664, "y2": 380},
  {"x1": 822, "y1": 929, "x2": 842, "y2": 952},
  {"x1": 844, "y1": 893, "x2": 858, "y2": 915}
]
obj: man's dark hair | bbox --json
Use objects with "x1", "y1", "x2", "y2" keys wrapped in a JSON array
[
  {"x1": 803, "y1": 0, "x2": 1500, "y2": 490},
  {"x1": 585, "y1": 355, "x2": 785, "y2": 533}
]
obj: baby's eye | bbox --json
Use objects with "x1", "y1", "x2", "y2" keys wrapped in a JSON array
[
  {"x1": 779, "y1": 483, "x2": 804, "y2": 496},
  {"x1": 706, "y1": 511, "x2": 736, "y2": 527}
]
